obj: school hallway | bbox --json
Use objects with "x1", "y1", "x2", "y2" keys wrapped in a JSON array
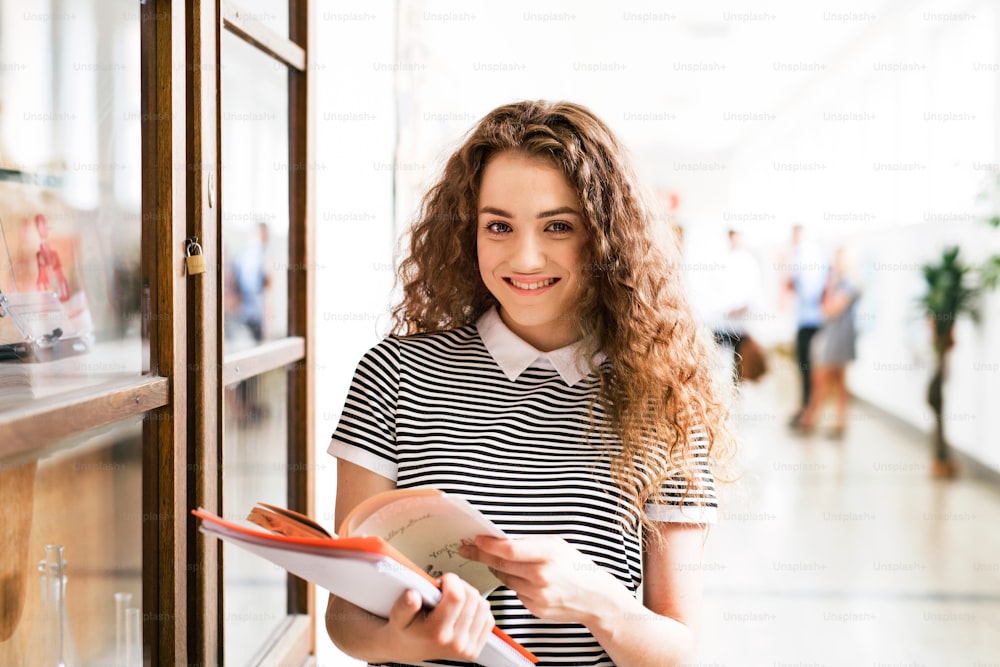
[{"x1": 697, "y1": 356, "x2": 1000, "y2": 666}]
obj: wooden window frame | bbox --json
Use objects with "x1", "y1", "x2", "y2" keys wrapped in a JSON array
[
  {"x1": 137, "y1": 0, "x2": 314, "y2": 664},
  {"x1": 140, "y1": 0, "x2": 190, "y2": 663},
  {"x1": 0, "y1": 1, "x2": 315, "y2": 663},
  {"x1": 192, "y1": 0, "x2": 315, "y2": 664}
]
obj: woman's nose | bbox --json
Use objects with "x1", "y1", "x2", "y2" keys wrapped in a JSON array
[{"x1": 509, "y1": 233, "x2": 545, "y2": 272}]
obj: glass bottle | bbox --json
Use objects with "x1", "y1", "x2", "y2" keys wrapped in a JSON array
[
  {"x1": 25, "y1": 544, "x2": 81, "y2": 667},
  {"x1": 124, "y1": 607, "x2": 143, "y2": 667},
  {"x1": 114, "y1": 592, "x2": 132, "y2": 667}
]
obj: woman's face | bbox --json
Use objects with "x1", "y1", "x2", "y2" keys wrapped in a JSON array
[{"x1": 476, "y1": 152, "x2": 589, "y2": 352}]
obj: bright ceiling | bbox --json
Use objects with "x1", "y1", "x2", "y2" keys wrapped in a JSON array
[{"x1": 398, "y1": 0, "x2": 905, "y2": 154}]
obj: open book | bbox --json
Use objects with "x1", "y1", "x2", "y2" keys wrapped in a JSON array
[{"x1": 193, "y1": 489, "x2": 536, "y2": 667}]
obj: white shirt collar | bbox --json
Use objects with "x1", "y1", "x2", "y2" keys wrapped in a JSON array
[{"x1": 475, "y1": 308, "x2": 606, "y2": 386}]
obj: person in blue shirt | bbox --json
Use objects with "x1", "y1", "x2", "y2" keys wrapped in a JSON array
[
  {"x1": 785, "y1": 224, "x2": 827, "y2": 428},
  {"x1": 233, "y1": 221, "x2": 271, "y2": 343},
  {"x1": 230, "y1": 221, "x2": 271, "y2": 421}
]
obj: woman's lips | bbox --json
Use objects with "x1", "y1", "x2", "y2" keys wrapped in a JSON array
[{"x1": 506, "y1": 277, "x2": 557, "y2": 290}]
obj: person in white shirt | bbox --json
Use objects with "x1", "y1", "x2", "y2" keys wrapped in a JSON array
[
  {"x1": 325, "y1": 100, "x2": 734, "y2": 667},
  {"x1": 710, "y1": 229, "x2": 763, "y2": 382}
]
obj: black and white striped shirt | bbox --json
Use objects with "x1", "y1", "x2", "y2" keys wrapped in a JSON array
[{"x1": 329, "y1": 308, "x2": 717, "y2": 667}]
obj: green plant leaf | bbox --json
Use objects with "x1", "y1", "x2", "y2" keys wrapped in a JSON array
[
  {"x1": 918, "y1": 246, "x2": 980, "y2": 330},
  {"x1": 982, "y1": 255, "x2": 1000, "y2": 291}
]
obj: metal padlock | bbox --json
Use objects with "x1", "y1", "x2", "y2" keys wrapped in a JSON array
[{"x1": 185, "y1": 238, "x2": 207, "y2": 275}]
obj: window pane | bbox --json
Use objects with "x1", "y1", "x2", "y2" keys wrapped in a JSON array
[
  {"x1": 0, "y1": 419, "x2": 143, "y2": 666},
  {"x1": 0, "y1": 0, "x2": 144, "y2": 414},
  {"x1": 221, "y1": 30, "x2": 289, "y2": 351},
  {"x1": 222, "y1": 366, "x2": 289, "y2": 664}
]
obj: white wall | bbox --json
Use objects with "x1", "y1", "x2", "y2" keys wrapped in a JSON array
[{"x1": 312, "y1": 2, "x2": 399, "y2": 664}]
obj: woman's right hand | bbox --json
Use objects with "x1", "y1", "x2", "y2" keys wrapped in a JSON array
[
  {"x1": 379, "y1": 573, "x2": 495, "y2": 663},
  {"x1": 327, "y1": 461, "x2": 494, "y2": 662}
]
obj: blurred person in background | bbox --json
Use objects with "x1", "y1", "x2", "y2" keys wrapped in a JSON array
[
  {"x1": 233, "y1": 220, "x2": 271, "y2": 344},
  {"x1": 229, "y1": 220, "x2": 271, "y2": 421},
  {"x1": 796, "y1": 248, "x2": 860, "y2": 439},
  {"x1": 784, "y1": 223, "x2": 827, "y2": 428},
  {"x1": 711, "y1": 228, "x2": 763, "y2": 382}
]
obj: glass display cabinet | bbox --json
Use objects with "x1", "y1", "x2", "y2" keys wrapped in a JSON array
[{"x1": 0, "y1": 1, "x2": 315, "y2": 664}]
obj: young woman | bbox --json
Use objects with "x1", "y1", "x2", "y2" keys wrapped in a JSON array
[
  {"x1": 797, "y1": 248, "x2": 859, "y2": 439},
  {"x1": 325, "y1": 100, "x2": 732, "y2": 666}
]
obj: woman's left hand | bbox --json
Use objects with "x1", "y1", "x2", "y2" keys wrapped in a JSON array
[{"x1": 459, "y1": 535, "x2": 619, "y2": 624}]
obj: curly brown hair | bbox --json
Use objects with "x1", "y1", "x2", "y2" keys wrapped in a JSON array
[{"x1": 392, "y1": 100, "x2": 733, "y2": 537}]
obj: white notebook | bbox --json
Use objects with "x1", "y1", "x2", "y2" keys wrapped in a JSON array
[{"x1": 195, "y1": 507, "x2": 536, "y2": 667}]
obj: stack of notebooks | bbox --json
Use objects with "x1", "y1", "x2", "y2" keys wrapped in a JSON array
[{"x1": 195, "y1": 488, "x2": 537, "y2": 667}]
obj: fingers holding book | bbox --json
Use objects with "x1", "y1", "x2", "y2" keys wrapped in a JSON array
[
  {"x1": 386, "y1": 573, "x2": 494, "y2": 662},
  {"x1": 461, "y1": 535, "x2": 620, "y2": 624},
  {"x1": 196, "y1": 505, "x2": 536, "y2": 666}
]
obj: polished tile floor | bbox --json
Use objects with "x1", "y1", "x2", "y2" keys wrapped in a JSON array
[{"x1": 698, "y1": 359, "x2": 1000, "y2": 666}]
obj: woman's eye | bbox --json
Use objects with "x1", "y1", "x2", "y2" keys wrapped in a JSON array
[
  {"x1": 547, "y1": 221, "x2": 571, "y2": 233},
  {"x1": 486, "y1": 221, "x2": 511, "y2": 233}
]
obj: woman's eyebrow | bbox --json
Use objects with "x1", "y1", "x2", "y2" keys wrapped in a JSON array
[
  {"x1": 536, "y1": 206, "x2": 580, "y2": 219},
  {"x1": 479, "y1": 206, "x2": 512, "y2": 217},
  {"x1": 478, "y1": 205, "x2": 581, "y2": 218}
]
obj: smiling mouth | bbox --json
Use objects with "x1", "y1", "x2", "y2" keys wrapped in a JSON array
[{"x1": 505, "y1": 277, "x2": 558, "y2": 290}]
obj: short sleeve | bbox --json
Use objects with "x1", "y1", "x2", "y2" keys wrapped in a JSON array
[
  {"x1": 644, "y1": 426, "x2": 718, "y2": 524},
  {"x1": 327, "y1": 337, "x2": 400, "y2": 481}
]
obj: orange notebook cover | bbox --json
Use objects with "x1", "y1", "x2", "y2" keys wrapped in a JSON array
[{"x1": 193, "y1": 508, "x2": 537, "y2": 667}]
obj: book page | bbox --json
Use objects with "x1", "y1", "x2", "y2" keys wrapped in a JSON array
[
  {"x1": 350, "y1": 493, "x2": 507, "y2": 595},
  {"x1": 194, "y1": 507, "x2": 538, "y2": 666},
  {"x1": 247, "y1": 503, "x2": 332, "y2": 539}
]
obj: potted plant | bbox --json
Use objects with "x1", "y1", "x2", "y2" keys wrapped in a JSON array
[
  {"x1": 918, "y1": 246, "x2": 979, "y2": 478},
  {"x1": 918, "y1": 177, "x2": 1000, "y2": 478}
]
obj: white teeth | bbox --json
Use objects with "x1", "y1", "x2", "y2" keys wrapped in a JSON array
[{"x1": 510, "y1": 278, "x2": 555, "y2": 290}]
